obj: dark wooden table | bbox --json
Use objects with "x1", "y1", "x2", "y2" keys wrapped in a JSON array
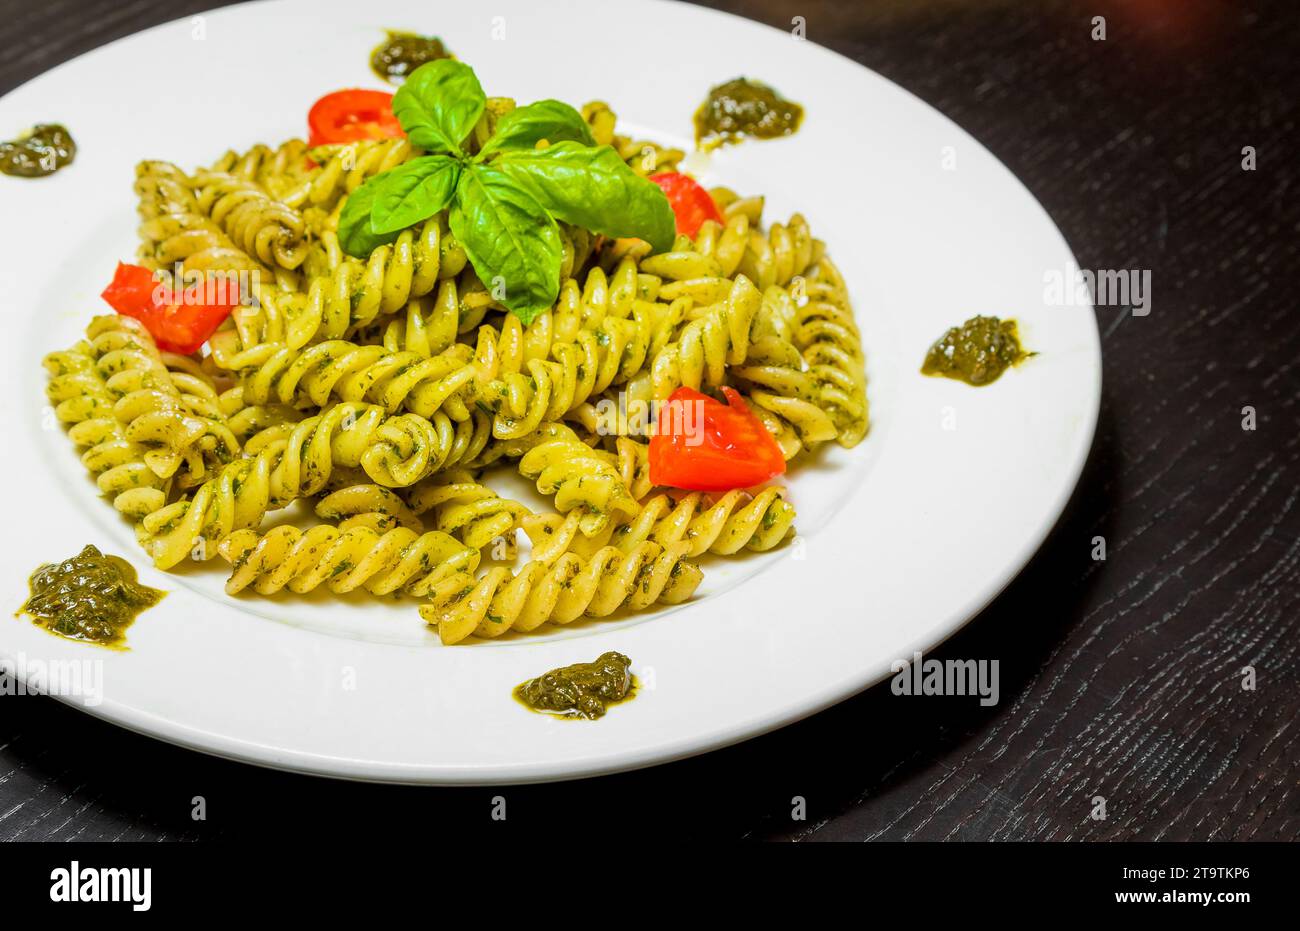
[{"x1": 1, "y1": 0, "x2": 1295, "y2": 842}]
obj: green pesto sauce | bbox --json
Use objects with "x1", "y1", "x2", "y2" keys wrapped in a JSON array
[
  {"x1": 514, "y1": 651, "x2": 636, "y2": 720},
  {"x1": 20, "y1": 545, "x2": 163, "y2": 647},
  {"x1": 0, "y1": 123, "x2": 76, "y2": 178},
  {"x1": 921, "y1": 315, "x2": 1030, "y2": 386},
  {"x1": 694, "y1": 78, "x2": 803, "y2": 149},
  {"x1": 370, "y1": 31, "x2": 450, "y2": 83}
]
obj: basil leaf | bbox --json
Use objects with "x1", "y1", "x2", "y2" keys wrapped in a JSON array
[
  {"x1": 450, "y1": 164, "x2": 561, "y2": 323},
  {"x1": 338, "y1": 177, "x2": 403, "y2": 258},
  {"x1": 495, "y1": 141, "x2": 675, "y2": 252},
  {"x1": 478, "y1": 100, "x2": 597, "y2": 158},
  {"x1": 392, "y1": 59, "x2": 485, "y2": 154},
  {"x1": 368, "y1": 155, "x2": 461, "y2": 235}
]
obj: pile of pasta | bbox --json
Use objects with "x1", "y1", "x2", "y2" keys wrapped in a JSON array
[{"x1": 44, "y1": 101, "x2": 868, "y2": 644}]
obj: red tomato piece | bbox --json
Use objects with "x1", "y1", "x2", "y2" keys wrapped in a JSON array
[
  {"x1": 100, "y1": 262, "x2": 160, "y2": 316},
  {"x1": 649, "y1": 386, "x2": 786, "y2": 492},
  {"x1": 144, "y1": 300, "x2": 240, "y2": 356},
  {"x1": 100, "y1": 262, "x2": 240, "y2": 355},
  {"x1": 648, "y1": 172, "x2": 725, "y2": 237},
  {"x1": 307, "y1": 89, "x2": 403, "y2": 146}
]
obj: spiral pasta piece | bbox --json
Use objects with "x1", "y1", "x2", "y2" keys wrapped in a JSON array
[
  {"x1": 490, "y1": 299, "x2": 672, "y2": 443},
  {"x1": 160, "y1": 351, "x2": 232, "y2": 421},
  {"x1": 239, "y1": 337, "x2": 479, "y2": 423},
  {"x1": 269, "y1": 216, "x2": 465, "y2": 353},
  {"x1": 405, "y1": 470, "x2": 531, "y2": 550},
  {"x1": 525, "y1": 487, "x2": 794, "y2": 562},
  {"x1": 682, "y1": 214, "x2": 753, "y2": 281},
  {"x1": 315, "y1": 483, "x2": 425, "y2": 532},
  {"x1": 736, "y1": 212, "x2": 819, "y2": 291},
  {"x1": 616, "y1": 274, "x2": 761, "y2": 413},
  {"x1": 607, "y1": 436, "x2": 654, "y2": 500},
  {"x1": 612, "y1": 488, "x2": 796, "y2": 556},
  {"x1": 420, "y1": 541, "x2": 702, "y2": 644},
  {"x1": 730, "y1": 334, "x2": 838, "y2": 450},
  {"x1": 190, "y1": 170, "x2": 309, "y2": 270},
  {"x1": 84, "y1": 315, "x2": 239, "y2": 484},
  {"x1": 358, "y1": 276, "x2": 496, "y2": 354},
  {"x1": 708, "y1": 186, "x2": 757, "y2": 221},
  {"x1": 510, "y1": 422, "x2": 639, "y2": 535},
  {"x1": 207, "y1": 138, "x2": 311, "y2": 196},
  {"x1": 375, "y1": 407, "x2": 500, "y2": 479},
  {"x1": 136, "y1": 159, "x2": 203, "y2": 220},
  {"x1": 468, "y1": 263, "x2": 678, "y2": 438},
  {"x1": 135, "y1": 162, "x2": 306, "y2": 351},
  {"x1": 137, "y1": 442, "x2": 300, "y2": 569},
  {"x1": 638, "y1": 226, "x2": 741, "y2": 307},
  {"x1": 474, "y1": 260, "x2": 636, "y2": 371},
  {"x1": 297, "y1": 138, "x2": 418, "y2": 214},
  {"x1": 341, "y1": 261, "x2": 667, "y2": 442},
  {"x1": 135, "y1": 160, "x2": 278, "y2": 281},
  {"x1": 216, "y1": 385, "x2": 304, "y2": 444},
  {"x1": 218, "y1": 522, "x2": 479, "y2": 597},
  {"x1": 203, "y1": 139, "x2": 320, "y2": 230},
  {"x1": 211, "y1": 209, "x2": 484, "y2": 367},
  {"x1": 665, "y1": 274, "x2": 761, "y2": 389},
  {"x1": 727, "y1": 267, "x2": 867, "y2": 453},
  {"x1": 208, "y1": 277, "x2": 464, "y2": 376},
  {"x1": 754, "y1": 390, "x2": 843, "y2": 459},
  {"x1": 795, "y1": 257, "x2": 869, "y2": 447},
  {"x1": 44, "y1": 343, "x2": 169, "y2": 519},
  {"x1": 139, "y1": 402, "x2": 464, "y2": 568}
]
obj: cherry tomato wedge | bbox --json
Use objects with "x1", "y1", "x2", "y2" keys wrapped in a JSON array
[
  {"x1": 100, "y1": 262, "x2": 162, "y2": 318},
  {"x1": 307, "y1": 89, "x2": 403, "y2": 147},
  {"x1": 649, "y1": 386, "x2": 786, "y2": 492},
  {"x1": 648, "y1": 172, "x2": 725, "y2": 238},
  {"x1": 101, "y1": 262, "x2": 240, "y2": 355}
]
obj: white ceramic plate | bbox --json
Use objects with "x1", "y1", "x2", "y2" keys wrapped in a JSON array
[{"x1": 0, "y1": 0, "x2": 1099, "y2": 783}]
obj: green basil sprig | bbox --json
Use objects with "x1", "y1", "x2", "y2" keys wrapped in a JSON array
[{"x1": 338, "y1": 59, "x2": 676, "y2": 324}]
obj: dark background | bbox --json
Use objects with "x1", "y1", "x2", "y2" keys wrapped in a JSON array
[{"x1": 1, "y1": 0, "x2": 1295, "y2": 841}]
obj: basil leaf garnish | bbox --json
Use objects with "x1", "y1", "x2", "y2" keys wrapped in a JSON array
[
  {"x1": 339, "y1": 60, "x2": 679, "y2": 323},
  {"x1": 392, "y1": 59, "x2": 485, "y2": 154},
  {"x1": 495, "y1": 141, "x2": 675, "y2": 252},
  {"x1": 338, "y1": 177, "x2": 403, "y2": 258},
  {"x1": 477, "y1": 100, "x2": 597, "y2": 158},
  {"x1": 450, "y1": 164, "x2": 561, "y2": 323},
  {"x1": 369, "y1": 155, "x2": 461, "y2": 235}
]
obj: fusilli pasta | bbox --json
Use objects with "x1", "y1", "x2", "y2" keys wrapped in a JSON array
[
  {"x1": 420, "y1": 541, "x2": 702, "y2": 644},
  {"x1": 219, "y1": 522, "x2": 478, "y2": 596},
  {"x1": 44, "y1": 78, "x2": 869, "y2": 645}
]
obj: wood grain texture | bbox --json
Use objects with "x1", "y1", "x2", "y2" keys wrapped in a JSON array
[{"x1": 0, "y1": 0, "x2": 1296, "y2": 842}]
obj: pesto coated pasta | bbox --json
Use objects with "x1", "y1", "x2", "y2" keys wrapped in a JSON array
[
  {"x1": 419, "y1": 541, "x2": 702, "y2": 645},
  {"x1": 523, "y1": 487, "x2": 794, "y2": 563},
  {"x1": 44, "y1": 343, "x2": 169, "y2": 520},
  {"x1": 511, "y1": 422, "x2": 640, "y2": 535},
  {"x1": 405, "y1": 470, "x2": 531, "y2": 550},
  {"x1": 140, "y1": 401, "x2": 463, "y2": 568},
  {"x1": 43, "y1": 63, "x2": 868, "y2": 645},
  {"x1": 314, "y1": 483, "x2": 426, "y2": 532},
  {"x1": 219, "y1": 522, "x2": 478, "y2": 596}
]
